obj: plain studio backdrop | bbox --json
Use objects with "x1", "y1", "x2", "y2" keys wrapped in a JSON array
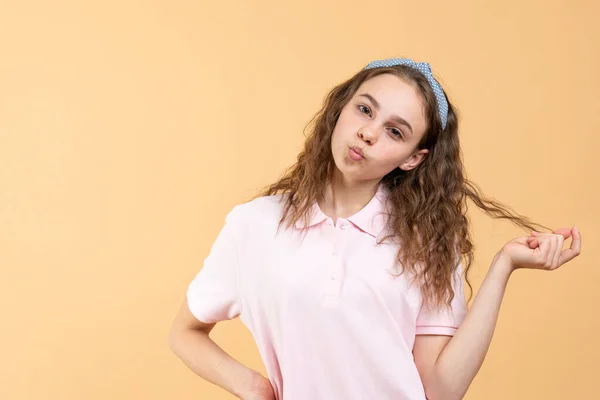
[{"x1": 1, "y1": 1, "x2": 598, "y2": 399}]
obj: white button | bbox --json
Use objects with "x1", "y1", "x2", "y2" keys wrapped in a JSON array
[
  {"x1": 340, "y1": 223, "x2": 347, "y2": 230},
  {"x1": 331, "y1": 274, "x2": 336, "y2": 279}
]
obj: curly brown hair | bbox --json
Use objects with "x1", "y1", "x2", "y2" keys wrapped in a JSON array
[{"x1": 256, "y1": 64, "x2": 549, "y2": 311}]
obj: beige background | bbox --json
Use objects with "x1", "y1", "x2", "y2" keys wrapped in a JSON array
[{"x1": 1, "y1": 1, "x2": 598, "y2": 399}]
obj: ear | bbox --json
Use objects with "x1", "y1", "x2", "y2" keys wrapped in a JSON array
[{"x1": 399, "y1": 149, "x2": 429, "y2": 171}]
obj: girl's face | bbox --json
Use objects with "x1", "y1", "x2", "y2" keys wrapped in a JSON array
[{"x1": 331, "y1": 73, "x2": 430, "y2": 184}]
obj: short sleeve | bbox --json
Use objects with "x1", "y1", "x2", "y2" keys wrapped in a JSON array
[
  {"x1": 415, "y1": 262, "x2": 467, "y2": 336},
  {"x1": 186, "y1": 209, "x2": 242, "y2": 323}
]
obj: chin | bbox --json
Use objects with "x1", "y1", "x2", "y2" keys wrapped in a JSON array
[{"x1": 332, "y1": 160, "x2": 372, "y2": 182}]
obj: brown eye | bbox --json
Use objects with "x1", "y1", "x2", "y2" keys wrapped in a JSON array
[
  {"x1": 389, "y1": 128, "x2": 403, "y2": 139},
  {"x1": 358, "y1": 105, "x2": 371, "y2": 116}
]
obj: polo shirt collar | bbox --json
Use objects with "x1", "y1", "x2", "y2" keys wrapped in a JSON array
[{"x1": 295, "y1": 184, "x2": 389, "y2": 238}]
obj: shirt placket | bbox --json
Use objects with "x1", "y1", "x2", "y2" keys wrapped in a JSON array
[{"x1": 323, "y1": 218, "x2": 349, "y2": 305}]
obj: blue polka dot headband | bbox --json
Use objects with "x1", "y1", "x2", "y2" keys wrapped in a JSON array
[{"x1": 364, "y1": 58, "x2": 449, "y2": 129}]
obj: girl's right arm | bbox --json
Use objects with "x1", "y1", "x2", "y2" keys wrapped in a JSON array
[{"x1": 168, "y1": 300, "x2": 274, "y2": 400}]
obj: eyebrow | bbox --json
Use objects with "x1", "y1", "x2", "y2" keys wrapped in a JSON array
[{"x1": 358, "y1": 93, "x2": 414, "y2": 136}]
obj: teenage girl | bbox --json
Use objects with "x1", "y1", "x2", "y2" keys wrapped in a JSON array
[{"x1": 168, "y1": 57, "x2": 582, "y2": 400}]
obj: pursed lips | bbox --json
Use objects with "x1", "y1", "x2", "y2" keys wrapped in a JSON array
[{"x1": 349, "y1": 146, "x2": 365, "y2": 159}]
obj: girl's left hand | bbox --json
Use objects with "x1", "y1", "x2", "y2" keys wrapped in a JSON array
[{"x1": 498, "y1": 227, "x2": 582, "y2": 272}]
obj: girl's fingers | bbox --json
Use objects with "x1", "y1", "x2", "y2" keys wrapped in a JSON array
[
  {"x1": 554, "y1": 227, "x2": 572, "y2": 239},
  {"x1": 551, "y1": 235, "x2": 562, "y2": 269},
  {"x1": 527, "y1": 227, "x2": 581, "y2": 269},
  {"x1": 542, "y1": 236, "x2": 556, "y2": 269},
  {"x1": 531, "y1": 228, "x2": 571, "y2": 239},
  {"x1": 537, "y1": 237, "x2": 552, "y2": 265},
  {"x1": 527, "y1": 237, "x2": 539, "y2": 248},
  {"x1": 558, "y1": 227, "x2": 582, "y2": 265}
]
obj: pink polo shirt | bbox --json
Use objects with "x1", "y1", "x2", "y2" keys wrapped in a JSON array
[{"x1": 187, "y1": 186, "x2": 467, "y2": 400}]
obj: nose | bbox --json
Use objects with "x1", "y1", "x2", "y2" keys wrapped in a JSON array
[{"x1": 358, "y1": 127, "x2": 376, "y2": 144}]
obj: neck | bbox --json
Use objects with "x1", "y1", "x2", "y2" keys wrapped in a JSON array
[{"x1": 318, "y1": 170, "x2": 380, "y2": 222}]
